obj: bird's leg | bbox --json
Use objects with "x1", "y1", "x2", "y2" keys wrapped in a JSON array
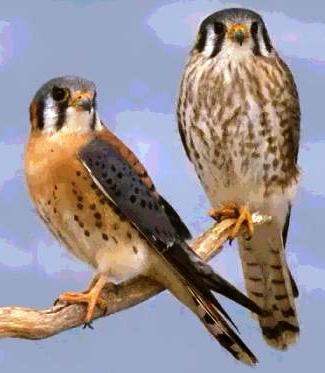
[
  {"x1": 57, "y1": 274, "x2": 109, "y2": 322},
  {"x1": 209, "y1": 202, "x2": 254, "y2": 240}
]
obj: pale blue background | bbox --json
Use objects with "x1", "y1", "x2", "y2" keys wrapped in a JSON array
[{"x1": 0, "y1": 0, "x2": 324, "y2": 372}]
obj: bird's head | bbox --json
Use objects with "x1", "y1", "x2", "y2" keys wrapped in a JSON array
[
  {"x1": 194, "y1": 8, "x2": 273, "y2": 59},
  {"x1": 29, "y1": 76, "x2": 101, "y2": 135}
]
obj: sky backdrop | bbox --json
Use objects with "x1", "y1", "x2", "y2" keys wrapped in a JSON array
[{"x1": 0, "y1": 0, "x2": 324, "y2": 372}]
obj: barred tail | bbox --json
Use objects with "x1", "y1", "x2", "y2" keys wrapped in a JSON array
[
  {"x1": 239, "y1": 220, "x2": 299, "y2": 349},
  {"x1": 187, "y1": 286, "x2": 257, "y2": 365}
]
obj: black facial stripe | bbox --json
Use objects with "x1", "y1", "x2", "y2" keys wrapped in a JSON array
[
  {"x1": 250, "y1": 22, "x2": 261, "y2": 56},
  {"x1": 89, "y1": 92, "x2": 97, "y2": 130},
  {"x1": 210, "y1": 31, "x2": 225, "y2": 58},
  {"x1": 262, "y1": 26, "x2": 272, "y2": 52},
  {"x1": 55, "y1": 101, "x2": 68, "y2": 130},
  {"x1": 196, "y1": 28, "x2": 207, "y2": 52},
  {"x1": 90, "y1": 112, "x2": 96, "y2": 131},
  {"x1": 35, "y1": 99, "x2": 45, "y2": 130}
]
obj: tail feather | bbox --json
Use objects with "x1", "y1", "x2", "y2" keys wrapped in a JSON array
[
  {"x1": 199, "y1": 269, "x2": 263, "y2": 316},
  {"x1": 187, "y1": 286, "x2": 257, "y2": 365},
  {"x1": 239, "y1": 220, "x2": 299, "y2": 349},
  {"x1": 161, "y1": 242, "x2": 259, "y2": 365}
]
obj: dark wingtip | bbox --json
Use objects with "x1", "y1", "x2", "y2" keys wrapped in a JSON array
[
  {"x1": 203, "y1": 273, "x2": 263, "y2": 315},
  {"x1": 159, "y1": 195, "x2": 192, "y2": 240}
]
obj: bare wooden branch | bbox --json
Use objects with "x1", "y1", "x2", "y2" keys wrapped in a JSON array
[{"x1": 0, "y1": 213, "x2": 270, "y2": 340}]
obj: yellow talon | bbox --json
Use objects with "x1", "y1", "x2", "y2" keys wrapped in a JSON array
[
  {"x1": 209, "y1": 202, "x2": 254, "y2": 240},
  {"x1": 57, "y1": 275, "x2": 108, "y2": 323}
]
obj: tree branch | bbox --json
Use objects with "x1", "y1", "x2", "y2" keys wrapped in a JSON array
[{"x1": 0, "y1": 213, "x2": 271, "y2": 340}]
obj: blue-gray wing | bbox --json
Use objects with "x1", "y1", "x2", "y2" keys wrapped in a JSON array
[
  {"x1": 78, "y1": 138, "x2": 180, "y2": 251},
  {"x1": 78, "y1": 138, "x2": 261, "y2": 314},
  {"x1": 77, "y1": 137, "x2": 260, "y2": 364}
]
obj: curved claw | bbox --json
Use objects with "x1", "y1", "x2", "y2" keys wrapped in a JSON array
[{"x1": 82, "y1": 322, "x2": 94, "y2": 330}]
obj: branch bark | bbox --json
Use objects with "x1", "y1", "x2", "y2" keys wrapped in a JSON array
[{"x1": 0, "y1": 213, "x2": 270, "y2": 340}]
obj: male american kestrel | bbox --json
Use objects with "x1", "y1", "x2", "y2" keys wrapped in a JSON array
[
  {"x1": 177, "y1": 8, "x2": 300, "y2": 349},
  {"x1": 25, "y1": 76, "x2": 262, "y2": 364}
]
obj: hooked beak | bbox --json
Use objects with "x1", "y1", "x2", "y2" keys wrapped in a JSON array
[
  {"x1": 71, "y1": 92, "x2": 94, "y2": 112},
  {"x1": 234, "y1": 30, "x2": 245, "y2": 46},
  {"x1": 229, "y1": 24, "x2": 247, "y2": 46}
]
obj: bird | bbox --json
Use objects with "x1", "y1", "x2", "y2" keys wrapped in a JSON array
[
  {"x1": 177, "y1": 8, "x2": 300, "y2": 350},
  {"x1": 24, "y1": 75, "x2": 263, "y2": 365}
]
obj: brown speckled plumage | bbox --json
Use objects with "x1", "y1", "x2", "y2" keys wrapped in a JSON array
[{"x1": 177, "y1": 8, "x2": 301, "y2": 349}]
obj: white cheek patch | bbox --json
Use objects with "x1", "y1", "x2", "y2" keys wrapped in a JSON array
[
  {"x1": 257, "y1": 28, "x2": 270, "y2": 57},
  {"x1": 42, "y1": 98, "x2": 101, "y2": 135},
  {"x1": 203, "y1": 26, "x2": 217, "y2": 58},
  {"x1": 43, "y1": 96, "x2": 59, "y2": 134}
]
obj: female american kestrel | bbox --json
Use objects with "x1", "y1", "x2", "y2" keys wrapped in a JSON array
[
  {"x1": 177, "y1": 8, "x2": 300, "y2": 349},
  {"x1": 25, "y1": 76, "x2": 262, "y2": 364}
]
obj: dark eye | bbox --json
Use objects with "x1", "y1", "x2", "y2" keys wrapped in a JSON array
[
  {"x1": 214, "y1": 22, "x2": 224, "y2": 35},
  {"x1": 251, "y1": 22, "x2": 258, "y2": 35},
  {"x1": 52, "y1": 86, "x2": 69, "y2": 102}
]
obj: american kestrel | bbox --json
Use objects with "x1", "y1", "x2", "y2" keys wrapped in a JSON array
[
  {"x1": 25, "y1": 76, "x2": 262, "y2": 364},
  {"x1": 177, "y1": 8, "x2": 300, "y2": 349}
]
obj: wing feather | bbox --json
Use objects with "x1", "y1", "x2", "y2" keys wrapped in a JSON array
[{"x1": 78, "y1": 137, "x2": 259, "y2": 364}]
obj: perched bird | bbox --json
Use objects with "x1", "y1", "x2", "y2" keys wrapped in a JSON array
[
  {"x1": 25, "y1": 76, "x2": 262, "y2": 364},
  {"x1": 177, "y1": 8, "x2": 300, "y2": 350}
]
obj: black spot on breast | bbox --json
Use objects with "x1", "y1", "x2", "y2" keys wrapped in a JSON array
[
  {"x1": 133, "y1": 246, "x2": 138, "y2": 254},
  {"x1": 74, "y1": 215, "x2": 79, "y2": 221},
  {"x1": 76, "y1": 171, "x2": 81, "y2": 177},
  {"x1": 84, "y1": 230, "x2": 90, "y2": 237},
  {"x1": 117, "y1": 172, "x2": 123, "y2": 179},
  {"x1": 89, "y1": 203, "x2": 96, "y2": 210},
  {"x1": 94, "y1": 212, "x2": 101, "y2": 220},
  {"x1": 77, "y1": 203, "x2": 83, "y2": 210},
  {"x1": 130, "y1": 195, "x2": 136, "y2": 203},
  {"x1": 102, "y1": 233, "x2": 109, "y2": 241}
]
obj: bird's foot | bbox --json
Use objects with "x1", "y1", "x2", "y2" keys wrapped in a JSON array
[
  {"x1": 229, "y1": 205, "x2": 254, "y2": 240},
  {"x1": 209, "y1": 201, "x2": 240, "y2": 222},
  {"x1": 209, "y1": 203, "x2": 254, "y2": 241},
  {"x1": 57, "y1": 275, "x2": 108, "y2": 323}
]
